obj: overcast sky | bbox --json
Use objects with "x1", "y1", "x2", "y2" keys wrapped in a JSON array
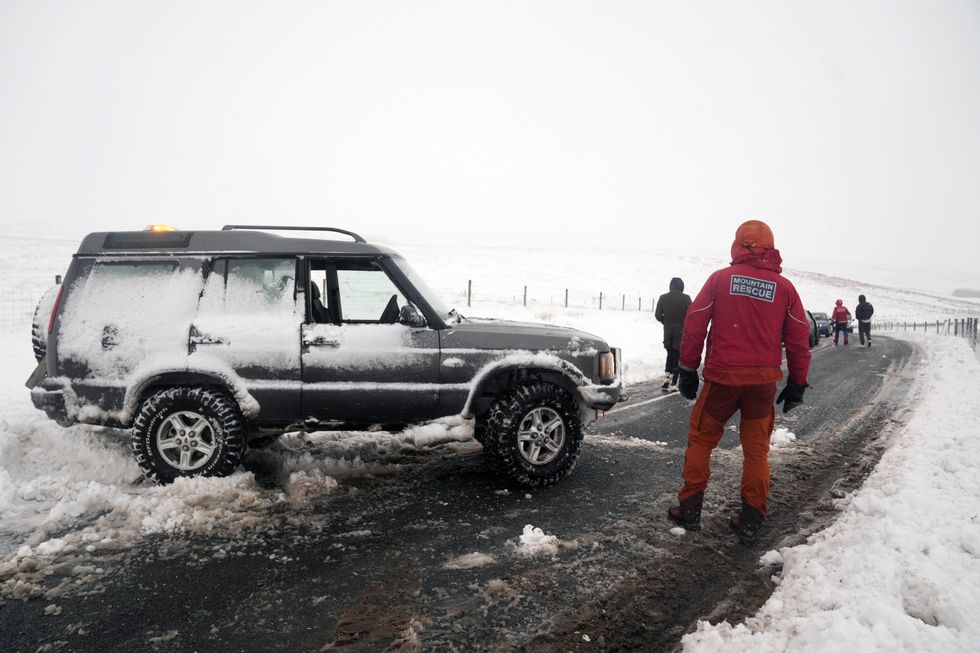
[{"x1": 1, "y1": 1, "x2": 979, "y2": 279}]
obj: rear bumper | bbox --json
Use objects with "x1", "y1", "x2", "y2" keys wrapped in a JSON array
[{"x1": 30, "y1": 386, "x2": 71, "y2": 425}]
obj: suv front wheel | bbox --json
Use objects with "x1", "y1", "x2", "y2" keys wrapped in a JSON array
[
  {"x1": 483, "y1": 381, "x2": 583, "y2": 487},
  {"x1": 132, "y1": 387, "x2": 246, "y2": 484}
]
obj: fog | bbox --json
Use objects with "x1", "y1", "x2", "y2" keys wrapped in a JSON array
[{"x1": 1, "y1": 1, "x2": 978, "y2": 280}]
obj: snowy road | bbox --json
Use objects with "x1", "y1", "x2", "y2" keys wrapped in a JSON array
[{"x1": 0, "y1": 336, "x2": 917, "y2": 652}]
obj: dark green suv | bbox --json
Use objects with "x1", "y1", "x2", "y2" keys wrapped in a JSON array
[{"x1": 28, "y1": 226, "x2": 622, "y2": 487}]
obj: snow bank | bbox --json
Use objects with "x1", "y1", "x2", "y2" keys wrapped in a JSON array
[
  {"x1": 403, "y1": 416, "x2": 474, "y2": 447},
  {"x1": 683, "y1": 333, "x2": 980, "y2": 653},
  {"x1": 0, "y1": 322, "x2": 484, "y2": 598}
]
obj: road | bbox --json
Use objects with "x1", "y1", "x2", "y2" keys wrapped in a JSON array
[{"x1": 0, "y1": 336, "x2": 918, "y2": 652}]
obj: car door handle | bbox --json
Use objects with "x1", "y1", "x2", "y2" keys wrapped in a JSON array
[
  {"x1": 189, "y1": 327, "x2": 228, "y2": 346},
  {"x1": 303, "y1": 335, "x2": 339, "y2": 348}
]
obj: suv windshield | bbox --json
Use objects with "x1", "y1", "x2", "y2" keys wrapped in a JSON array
[
  {"x1": 812, "y1": 312, "x2": 828, "y2": 320},
  {"x1": 390, "y1": 258, "x2": 451, "y2": 319}
]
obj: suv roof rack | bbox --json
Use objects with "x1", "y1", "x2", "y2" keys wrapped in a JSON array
[{"x1": 221, "y1": 225, "x2": 366, "y2": 243}]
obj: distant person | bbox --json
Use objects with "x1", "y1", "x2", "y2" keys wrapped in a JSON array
[
  {"x1": 655, "y1": 277, "x2": 692, "y2": 390},
  {"x1": 855, "y1": 294, "x2": 874, "y2": 347},
  {"x1": 831, "y1": 299, "x2": 852, "y2": 346},
  {"x1": 667, "y1": 220, "x2": 811, "y2": 544}
]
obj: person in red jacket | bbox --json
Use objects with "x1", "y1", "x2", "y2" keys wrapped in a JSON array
[
  {"x1": 667, "y1": 220, "x2": 811, "y2": 543},
  {"x1": 830, "y1": 299, "x2": 851, "y2": 346}
]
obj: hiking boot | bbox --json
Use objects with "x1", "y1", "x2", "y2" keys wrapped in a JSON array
[
  {"x1": 729, "y1": 499, "x2": 764, "y2": 544},
  {"x1": 667, "y1": 492, "x2": 704, "y2": 531},
  {"x1": 661, "y1": 374, "x2": 672, "y2": 390}
]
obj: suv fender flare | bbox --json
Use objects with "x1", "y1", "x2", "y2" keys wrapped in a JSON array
[
  {"x1": 461, "y1": 352, "x2": 590, "y2": 419},
  {"x1": 123, "y1": 366, "x2": 261, "y2": 426}
]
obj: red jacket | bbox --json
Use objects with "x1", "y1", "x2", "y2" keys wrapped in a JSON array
[
  {"x1": 679, "y1": 247, "x2": 811, "y2": 385},
  {"x1": 831, "y1": 305, "x2": 851, "y2": 324}
]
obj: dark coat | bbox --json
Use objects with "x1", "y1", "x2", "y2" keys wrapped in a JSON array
[
  {"x1": 855, "y1": 299, "x2": 874, "y2": 321},
  {"x1": 656, "y1": 279, "x2": 692, "y2": 349}
]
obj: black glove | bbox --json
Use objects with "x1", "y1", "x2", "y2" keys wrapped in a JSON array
[
  {"x1": 677, "y1": 368, "x2": 700, "y2": 400},
  {"x1": 776, "y1": 381, "x2": 807, "y2": 413}
]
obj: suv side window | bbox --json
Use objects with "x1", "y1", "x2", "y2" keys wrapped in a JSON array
[
  {"x1": 203, "y1": 258, "x2": 298, "y2": 314},
  {"x1": 308, "y1": 260, "x2": 407, "y2": 324}
]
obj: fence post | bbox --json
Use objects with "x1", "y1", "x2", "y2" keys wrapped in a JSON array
[
  {"x1": 638, "y1": 297, "x2": 642, "y2": 311},
  {"x1": 565, "y1": 288, "x2": 568, "y2": 308},
  {"x1": 467, "y1": 280, "x2": 472, "y2": 308},
  {"x1": 621, "y1": 294, "x2": 625, "y2": 311},
  {"x1": 523, "y1": 285, "x2": 527, "y2": 307},
  {"x1": 599, "y1": 292, "x2": 603, "y2": 310}
]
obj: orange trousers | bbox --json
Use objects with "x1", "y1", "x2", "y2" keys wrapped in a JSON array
[{"x1": 677, "y1": 380, "x2": 777, "y2": 515}]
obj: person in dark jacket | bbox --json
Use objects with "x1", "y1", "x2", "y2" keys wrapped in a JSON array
[
  {"x1": 855, "y1": 294, "x2": 874, "y2": 347},
  {"x1": 655, "y1": 277, "x2": 692, "y2": 389},
  {"x1": 667, "y1": 220, "x2": 811, "y2": 544}
]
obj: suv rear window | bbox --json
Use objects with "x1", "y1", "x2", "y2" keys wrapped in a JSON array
[{"x1": 58, "y1": 260, "x2": 203, "y2": 377}]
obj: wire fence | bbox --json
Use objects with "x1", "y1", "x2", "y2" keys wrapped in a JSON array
[
  {"x1": 0, "y1": 277, "x2": 663, "y2": 335},
  {"x1": 0, "y1": 281, "x2": 57, "y2": 333},
  {"x1": 875, "y1": 318, "x2": 979, "y2": 351},
  {"x1": 4, "y1": 273, "x2": 979, "y2": 357},
  {"x1": 444, "y1": 280, "x2": 672, "y2": 313}
]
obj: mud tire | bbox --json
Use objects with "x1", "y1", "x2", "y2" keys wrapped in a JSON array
[
  {"x1": 483, "y1": 381, "x2": 582, "y2": 487},
  {"x1": 132, "y1": 387, "x2": 246, "y2": 484}
]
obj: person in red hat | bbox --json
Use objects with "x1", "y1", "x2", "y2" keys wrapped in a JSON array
[
  {"x1": 830, "y1": 299, "x2": 852, "y2": 346},
  {"x1": 667, "y1": 220, "x2": 812, "y2": 543}
]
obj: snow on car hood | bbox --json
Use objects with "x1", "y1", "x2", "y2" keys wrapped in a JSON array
[{"x1": 446, "y1": 317, "x2": 609, "y2": 353}]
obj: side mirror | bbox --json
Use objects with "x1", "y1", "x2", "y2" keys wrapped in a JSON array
[{"x1": 398, "y1": 304, "x2": 427, "y2": 328}]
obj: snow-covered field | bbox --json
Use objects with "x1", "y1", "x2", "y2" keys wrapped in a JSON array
[{"x1": 1, "y1": 233, "x2": 979, "y2": 649}]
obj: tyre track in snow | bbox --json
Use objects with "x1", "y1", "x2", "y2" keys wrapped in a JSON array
[{"x1": 0, "y1": 336, "x2": 917, "y2": 653}]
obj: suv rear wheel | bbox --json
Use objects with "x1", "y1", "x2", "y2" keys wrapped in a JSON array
[
  {"x1": 132, "y1": 387, "x2": 246, "y2": 484},
  {"x1": 483, "y1": 381, "x2": 582, "y2": 487}
]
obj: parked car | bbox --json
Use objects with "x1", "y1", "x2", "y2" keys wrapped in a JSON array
[
  {"x1": 27, "y1": 226, "x2": 623, "y2": 487},
  {"x1": 805, "y1": 310, "x2": 820, "y2": 349},
  {"x1": 811, "y1": 311, "x2": 831, "y2": 337}
]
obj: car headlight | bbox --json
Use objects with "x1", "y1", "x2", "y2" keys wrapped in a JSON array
[{"x1": 598, "y1": 351, "x2": 617, "y2": 383}]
